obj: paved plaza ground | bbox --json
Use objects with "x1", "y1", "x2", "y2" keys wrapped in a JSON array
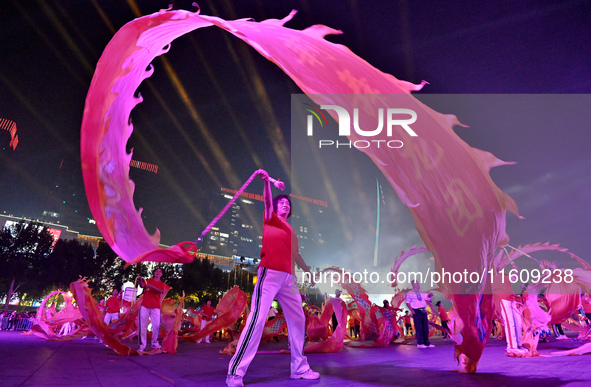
[{"x1": 1, "y1": 331, "x2": 590, "y2": 386}]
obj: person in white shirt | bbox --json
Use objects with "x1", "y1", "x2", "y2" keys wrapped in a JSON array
[{"x1": 405, "y1": 281, "x2": 435, "y2": 348}]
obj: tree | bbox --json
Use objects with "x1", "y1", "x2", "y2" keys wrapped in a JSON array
[
  {"x1": 228, "y1": 265, "x2": 255, "y2": 294},
  {"x1": 40, "y1": 239, "x2": 98, "y2": 292},
  {"x1": 74, "y1": 240, "x2": 149, "y2": 297},
  {"x1": 92, "y1": 242, "x2": 176, "y2": 299},
  {"x1": 91, "y1": 240, "x2": 134, "y2": 294},
  {"x1": 0, "y1": 220, "x2": 54, "y2": 312},
  {"x1": 178, "y1": 258, "x2": 229, "y2": 306}
]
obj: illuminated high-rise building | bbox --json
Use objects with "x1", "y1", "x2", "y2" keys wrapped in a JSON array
[{"x1": 40, "y1": 157, "x2": 99, "y2": 236}]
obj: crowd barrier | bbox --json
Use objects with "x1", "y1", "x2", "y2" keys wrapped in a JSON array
[{"x1": 0, "y1": 317, "x2": 34, "y2": 331}]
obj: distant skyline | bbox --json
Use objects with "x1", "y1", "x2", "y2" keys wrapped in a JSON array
[{"x1": 1, "y1": 1, "x2": 589, "y2": 275}]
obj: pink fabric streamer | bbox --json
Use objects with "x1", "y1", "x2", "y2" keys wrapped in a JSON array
[
  {"x1": 302, "y1": 297, "x2": 348, "y2": 353},
  {"x1": 390, "y1": 245, "x2": 428, "y2": 288},
  {"x1": 25, "y1": 291, "x2": 86, "y2": 341},
  {"x1": 81, "y1": 8, "x2": 528, "y2": 371},
  {"x1": 493, "y1": 243, "x2": 581, "y2": 270},
  {"x1": 179, "y1": 286, "x2": 247, "y2": 343}
]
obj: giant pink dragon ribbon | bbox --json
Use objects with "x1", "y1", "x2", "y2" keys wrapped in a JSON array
[{"x1": 81, "y1": 8, "x2": 522, "y2": 371}]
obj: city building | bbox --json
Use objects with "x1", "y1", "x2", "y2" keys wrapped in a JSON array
[
  {"x1": 1, "y1": 213, "x2": 106, "y2": 250},
  {"x1": 201, "y1": 188, "x2": 328, "y2": 263},
  {"x1": 37, "y1": 157, "x2": 100, "y2": 237},
  {"x1": 2, "y1": 185, "x2": 329, "y2": 276}
]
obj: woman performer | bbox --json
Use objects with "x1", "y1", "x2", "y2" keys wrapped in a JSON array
[
  {"x1": 226, "y1": 169, "x2": 319, "y2": 387},
  {"x1": 137, "y1": 268, "x2": 169, "y2": 352},
  {"x1": 198, "y1": 299, "x2": 217, "y2": 343},
  {"x1": 104, "y1": 289, "x2": 122, "y2": 325}
]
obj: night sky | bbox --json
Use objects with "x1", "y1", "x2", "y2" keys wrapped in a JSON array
[{"x1": 1, "y1": 0, "x2": 590, "y2": 280}]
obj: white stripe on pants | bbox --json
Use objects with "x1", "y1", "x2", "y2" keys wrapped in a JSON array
[
  {"x1": 228, "y1": 267, "x2": 310, "y2": 377},
  {"x1": 139, "y1": 306, "x2": 161, "y2": 348},
  {"x1": 499, "y1": 298, "x2": 523, "y2": 349}
]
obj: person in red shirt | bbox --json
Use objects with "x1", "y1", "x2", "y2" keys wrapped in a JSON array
[
  {"x1": 104, "y1": 289, "x2": 121, "y2": 325},
  {"x1": 403, "y1": 311, "x2": 413, "y2": 336},
  {"x1": 198, "y1": 299, "x2": 217, "y2": 343},
  {"x1": 137, "y1": 268, "x2": 170, "y2": 352},
  {"x1": 436, "y1": 301, "x2": 450, "y2": 339},
  {"x1": 226, "y1": 169, "x2": 319, "y2": 387}
]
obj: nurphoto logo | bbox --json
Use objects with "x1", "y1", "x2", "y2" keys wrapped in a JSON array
[{"x1": 304, "y1": 103, "x2": 418, "y2": 149}]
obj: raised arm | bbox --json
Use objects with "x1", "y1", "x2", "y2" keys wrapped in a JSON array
[{"x1": 257, "y1": 169, "x2": 273, "y2": 221}]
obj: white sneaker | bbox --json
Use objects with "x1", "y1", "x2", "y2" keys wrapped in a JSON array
[
  {"x1": 290, "y1": 369, "x2": 320, "y2": 380},
  {"x1": 152, "y1": 343, "x2": 161, "y2": 349},
  {"x1": 426, "y1": 344, "x2": 436, "y2": 348},
  {"x1": 138, "y1": 347, "x2": 145, "y2": 352},
  {"x1": 557, "y1": 335, "x2": 568, "y2": 340},
  {"x1": 417, "y1": 344, "x2": 427, "y2": 348},
  {"x1": 506, "y1": 348, "x2": 527, "y2": 356},
  {"x1": 226, "y1": 375, "x2": 244, "y2": 387}
]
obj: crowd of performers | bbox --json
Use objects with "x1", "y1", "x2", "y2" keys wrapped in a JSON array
[
  {"x1": 19, "y1": 277, "x2": 591, "y2": 357},
  {"x1": 17, "y1": 169, "x2": 591, "y2": 385},
  {"x1": 17, "y1": 264, "x2": 591, "y2": 386}
]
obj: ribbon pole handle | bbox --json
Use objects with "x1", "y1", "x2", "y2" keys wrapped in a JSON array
[{"x1": 196, "y1": 170, "x2": 284, "y2": 245}]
